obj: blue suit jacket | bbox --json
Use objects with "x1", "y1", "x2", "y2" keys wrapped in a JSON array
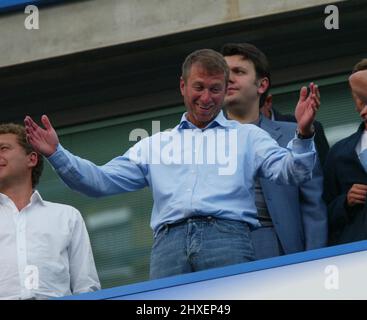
[{"x1": 251, "y1": 116, "x2": 328, "y2": 258}]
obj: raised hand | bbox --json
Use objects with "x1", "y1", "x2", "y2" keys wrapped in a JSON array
[
  {"x1": 24, "y1": 115, "x2": 59, "y2": 157},
  {"x1": 294, "y1": 83, "x2": 320, "y2": 136}
]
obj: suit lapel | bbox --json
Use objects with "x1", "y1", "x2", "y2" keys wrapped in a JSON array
[
  {"x1": 347, "y1": 123, "x2": 365, "y2": 165},
  {"x1": 259, "y1": 115, "x2": 283, "y2": 142}
]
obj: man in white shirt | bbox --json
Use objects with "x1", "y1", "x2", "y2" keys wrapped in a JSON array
[{"x1": 0, "y1": 123, "x2": 100, "y2": 299}]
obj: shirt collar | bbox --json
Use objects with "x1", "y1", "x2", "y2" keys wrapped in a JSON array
[
  {"x1": 30, "y1": 190, "x2": 46, "y2": 206},
  {"x1": 0, "y1": 192, "x2": 9, "y2": 205},
  {"x1": 178, "y1": 110, "x2": 232, "y2": 130},
  {"x1": 0, "y1": 190, "x2": 46, "y2": 207}
]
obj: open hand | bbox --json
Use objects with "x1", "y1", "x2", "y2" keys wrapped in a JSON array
[
  {"x1": 295, "y1": 83, "x2": 320, "y2": 136},
  {"x1": 24, "y1": 115, "x2": 59, "y2": 157}
]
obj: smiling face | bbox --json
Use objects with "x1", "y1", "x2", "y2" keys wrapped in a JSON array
[
  {"x1": 180, "y1": 63, "x2": 227, "y2": 128},
  {"x1": 0, "y1": 133, "x2": 37, "y2": 191}
]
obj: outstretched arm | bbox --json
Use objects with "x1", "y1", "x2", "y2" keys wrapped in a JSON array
[
  {"x1": 294, "y1": 83, "x2": 320, "y2": 136},
  {"x1": 24, "y1": 115, "x2": 59, "y2": 157},
  {"x1": 24, "y1": 115, "x2": 149, "y2": 197},
  {"x1": 349, "y1": 70, "x2": 367, "y2": 104}
]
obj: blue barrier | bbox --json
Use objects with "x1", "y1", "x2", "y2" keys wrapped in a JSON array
[
  {"x1": 58, "y1": 240, "x2": 367, "y2": 300},
  {"x1": 0, "y1": 0, "x2": 63, "y2": 13}
]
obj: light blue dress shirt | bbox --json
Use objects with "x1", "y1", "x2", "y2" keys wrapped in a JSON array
[{"x1": 48, "y1": 111, "x2": 316, "y2": 235}]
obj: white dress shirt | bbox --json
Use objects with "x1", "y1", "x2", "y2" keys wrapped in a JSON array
[{"x1": 0, "y1": 191, "x2": 100, "y2": 300}]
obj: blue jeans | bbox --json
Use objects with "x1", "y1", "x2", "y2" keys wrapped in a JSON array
[{"x1": 150, "y1": 216, "x2": 255, "y2": 279}]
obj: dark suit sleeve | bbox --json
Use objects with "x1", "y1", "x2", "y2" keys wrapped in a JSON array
[
  {"x1": 313, "y1": 121, "x2": 330, "y2": 167},
  {"x1": 272, "y1": 109, "x2": 329, "y2": 166},
  {"x1": 323, "y1": 147, "x2": 355, "y2": 243}
]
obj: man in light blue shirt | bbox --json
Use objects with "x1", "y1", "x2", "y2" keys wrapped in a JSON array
[{"x1": 24, "y1": 49, "x2": 320, "y2": 279}]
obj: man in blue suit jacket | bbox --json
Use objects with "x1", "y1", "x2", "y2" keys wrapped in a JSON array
[
  {"x1": 257, "y1": 116, "x2": 327, "y2": 256},
  {"x1": 222, "y1": 43, "x2": 327, "y2": 258}
]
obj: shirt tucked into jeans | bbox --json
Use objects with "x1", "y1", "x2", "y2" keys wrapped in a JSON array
[{"x1": 149, "y1": 216, "x2": 255, "y2": 279}]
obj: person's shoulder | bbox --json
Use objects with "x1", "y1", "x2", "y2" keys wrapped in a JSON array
[
  {"x1": 235, "y1": 122, "x2": 260, "y2": 131},
  {"x1": 217, "y1": 120, "x2": 260, "y2": 135},
  {"x1": 328, "y1": 132, "x2": 357, "y2": 155},
  {"x1": 42, "y1": 200, "x2": 82, "y2": 217},
  {"x1": 237, "y1": 123, "x2": 269, "y2": 139},
  {"x1": 280, "y1": 114, "x2": 295, "y2": 122},
  {"x1": 261, "y1": 118, "x2": 296, "y2": 140},
  {"x1": 272, "y1": 120, "x2": 297, "y2": 131}
]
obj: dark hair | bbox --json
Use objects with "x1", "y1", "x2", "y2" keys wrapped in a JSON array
[
  {"x1": 0, "y1": 123, "x2": 44, "y2": 188},
  {"x1": 221, "y1": 43, "x2": 271, "y2": 107},
  {"x1": 181, "y1": 49, "x2": 230, "y2": 85},
  {"x1": 352, "y1": 58, "x2": 367, "y2": 73}
]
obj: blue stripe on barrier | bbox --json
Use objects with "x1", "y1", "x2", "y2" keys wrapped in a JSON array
[
  {"x1": 58, "y1": 240, "x2": 367, "y2": 300},
  {"x1": 0, "y1": 0, "x2": 40, "y2": 9},
  {"x1": 0, "y1": 0, "x2": 63, "y2": 13}
]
